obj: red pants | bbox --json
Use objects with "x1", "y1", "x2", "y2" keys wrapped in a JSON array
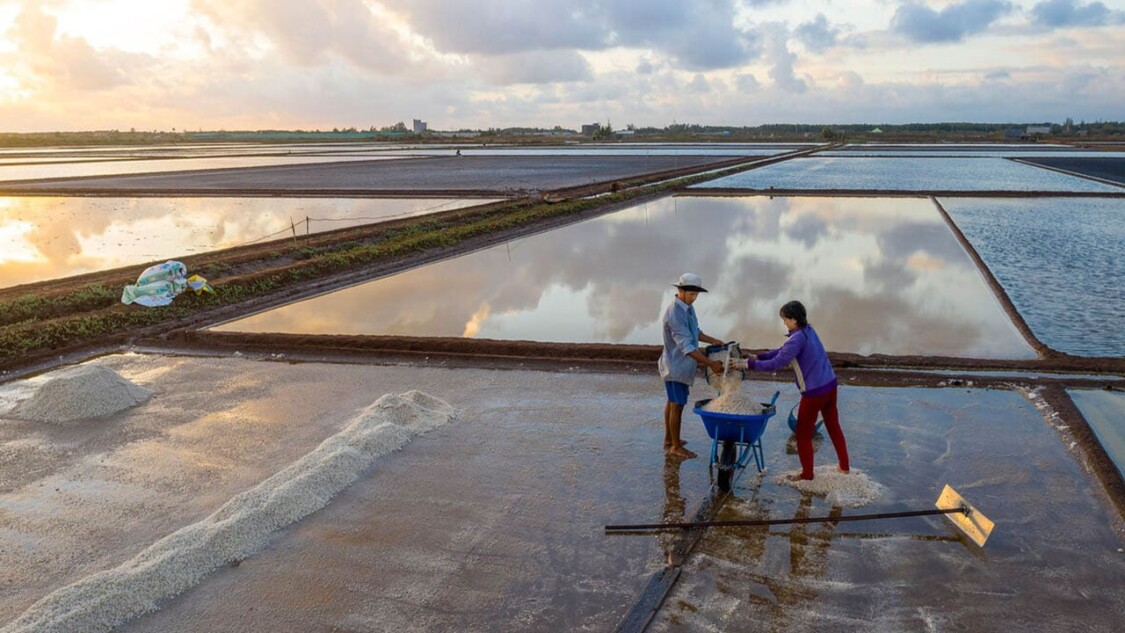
[{"x1": 796, "y1": 386, "x2": 849, "y2": 479}]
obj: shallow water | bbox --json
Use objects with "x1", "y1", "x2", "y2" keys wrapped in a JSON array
[
  {"x1": 1068, "y1": 389, "x2": 1125, "y2": 479},
  {"x1": 214, "y1": 195, "x2": 1034, "y2": 359},
  {"x1": 692, "y1": 156, "x2": 1123, "y2": 192},
  {"x1": 0, "y1": 197, "x2": 494, "y2": 289},
  {"x1": 649, "y1": 386, "x2": 1125, "y2": 632},
  {"x1": 940, "y1": 197, "x2": 1125, "y2": 357}
]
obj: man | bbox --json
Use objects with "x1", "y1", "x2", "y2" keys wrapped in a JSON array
[{"x1": 658, "y1": 273, "x2": 726, "y2": 459}]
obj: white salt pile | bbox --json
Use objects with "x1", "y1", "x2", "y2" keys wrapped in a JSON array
[
  {"x1": 3, "y1": 364, "x2": 151, "y2": 424},
  {"x1": 776, "y1": 466, "x2": 889, "y2": 508},
  {"x1": 0, "y1": 390, "x2": 456, "y2": 633},
  {"x1": 703, "y1": 347, "x2": 766, "y2": 415}
]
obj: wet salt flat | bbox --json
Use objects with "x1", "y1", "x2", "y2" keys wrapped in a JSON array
[
  {"x1": 214, "y1": 195, "x2": 1034, "y2": 359},
  {"x1": 1068, "y1": 389, "x2": 1125, "y2": 479},
  {"x1": 0, "y1": 355, "x2": 704, "y2": 631},
  {"x1": 0, "y1": 154, "x2": 406, "y2": 183},
  {"x1": 0, "y1": 197, "x2": 494, "y2": 289},
  {"x1": 2, "y1": 355, "x2": 1121, "y2": 631},
  {"x1": 692, "y1": 156, "x2": 1123, "y2": 192},
  {"x1": 0, "y1": 154, "x2": 737, "y2": 194},
  {"x1": 649, "y1": 386, "x2": 1125, "y2": 633},
  {"x1": 818, "y1": 149, "x2": 1125, "y2": 158},
  {"x1": 940, "y1": 197, "x2": 1125, "y2": 357}
]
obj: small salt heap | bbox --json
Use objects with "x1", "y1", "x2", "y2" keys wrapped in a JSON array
[
  {"x1": 2, "y1": 364, "x2": 151, "y2": 424},
  {"x1": 777, "y1": 466, "x2": 888, "y2": 508},
  {"x1": 703, "y1": 346, "x2": 766, "y2": 415}
]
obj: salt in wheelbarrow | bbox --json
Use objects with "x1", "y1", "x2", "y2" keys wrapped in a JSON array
[{"x1": 693, "y1": 391, "x2": 780, "y2": 491}]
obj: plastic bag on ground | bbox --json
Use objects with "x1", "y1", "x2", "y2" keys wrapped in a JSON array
[{"x1": 121, "y1": 260, "x2": 196, "y2": 307}]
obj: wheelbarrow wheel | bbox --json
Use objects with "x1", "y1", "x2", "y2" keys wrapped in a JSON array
[{"x1": 716, "y1": 440, "x2": 737, "y2": 491}]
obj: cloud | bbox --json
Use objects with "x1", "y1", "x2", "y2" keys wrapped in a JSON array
[
  {"x1": 8, "y1": 2, "x2": 138, "y2": 90},
  {"x1": 1031, "y1": 0, "x2": 1123, "y2": 27},
  {"x1": 891, "y1": 0, "x2": 1013, "y2": 43},
  {"x1": 192, "y1": 0, "x2": 412, "y2": 73},
  {"x1": 477, "y1": 50, "x2": 591, "y2": 84},
  {"x1": 381, "y1": 0, "x2": 758, "y2": 71},
  {"x1": 765, "y1": 30, "x2": 806, "y2": 93},
  {"x1": 795, "y1": 14, "x2": 840, "y2": 53}
]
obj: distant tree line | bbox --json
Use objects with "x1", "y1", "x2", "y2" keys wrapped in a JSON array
[{"x1": 2, "y1": 120, "x2": 1122, "y2": 148}]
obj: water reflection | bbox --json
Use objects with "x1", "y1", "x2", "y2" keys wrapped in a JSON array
[
  {"x1": 0, "y1": 197, "x2": 493, "y2": 289},
  {"x1": 216, "y1": 196, "x2": 1033, "y2": 359},
  {"x1": 693, "y1": 157, "x2": 1123, "y2": 192}
]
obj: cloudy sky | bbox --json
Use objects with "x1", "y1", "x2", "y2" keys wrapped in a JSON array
[{"x1": 1, "y1": 0, "x2": 1122, "y2": 132}]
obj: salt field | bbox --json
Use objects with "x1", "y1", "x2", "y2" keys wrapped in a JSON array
[
  {"x1": 2, "y1": 354, "x2": 1122, "y2": 632},
  {"x1": 0, "y1": 197, "x2": 494, "y2": 289},
  {"x1": 692, "y1": 156, "x2": 1124, "y2": 192},
  {"x1": 647, "y1": 386, "x2": 1125, "y2": 633},
  {"x1": 0, "y1": 154, "x2": 744, "y2": 194},
  {"x1": 1, "y1": 140, "x2": 1123, "y2": 633},
  {"x1": 0, "y1": 155, "x2": 406, "y2": 182},
  {"x1": 1068, "y1": 389, "x2": 1125, "y2": 479},
  {"x1": 940, "y1": 197, "x2": 1125, "y2": 357},
  {"x1": 213, "y1": 195, "x2": 1034, "y2": 359}
]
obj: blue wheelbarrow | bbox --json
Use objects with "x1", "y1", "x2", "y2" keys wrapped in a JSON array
[{"x1": 693, "y1": 391, "x2": 780, "y2": 491}]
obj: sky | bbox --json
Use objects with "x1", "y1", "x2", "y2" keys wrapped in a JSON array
[{"x1": 0, "y1": 0, "x2": 1122, "y2": 132}]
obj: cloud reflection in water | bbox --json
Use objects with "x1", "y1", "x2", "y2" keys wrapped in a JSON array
[{"x1": 215, "y1": 196, "x2": 1034, "y2": 359}]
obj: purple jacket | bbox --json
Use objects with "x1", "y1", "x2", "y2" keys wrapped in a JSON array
[{"x1": 748, "y1": 325, "x2": 837, "y2": 397}]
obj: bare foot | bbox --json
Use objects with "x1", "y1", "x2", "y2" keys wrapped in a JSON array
[
  {"x1": 662, "y1": 440, "x2": 688, "y2": 449},
  {"x1": 785, "y1": 473, "x2": 812, "y2": 482},
  {"x1": 666, "y1": 446, "x2": 698, "y2": 459},
  {"x1": 838, "y1": 466, "x2": 850, "y2": 474}
]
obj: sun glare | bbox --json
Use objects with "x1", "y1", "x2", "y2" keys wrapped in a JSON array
[
  {"x1": 52, "y1": 0, "x2": 193, "y2": 54},
  {"x1": 0, "y1": 221, "x2": 44, "y2": 264}
]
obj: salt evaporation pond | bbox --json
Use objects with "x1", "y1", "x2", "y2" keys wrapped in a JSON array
[
  {"x1": 0, "y1": 154, "x2": 406, "y2": 182},
  {"x1": 647, "y1": 388, "x2": 1125, "y2": 633},
  {"x1": 940, "y1": 197, "x2": 1125, "y2": 357},
  {"x1": 0, "y1": 197, "x2": 495, "y2": 289},
  {"x1": 214, "y1": 195, "x2": 1034, "y2": 359},
  {"x1": 691, "y1": 156, "x2": 1123, "y2": 192},
  {"x1": 1068, "y1": 389, "x2": 1125, "y2": 479}
]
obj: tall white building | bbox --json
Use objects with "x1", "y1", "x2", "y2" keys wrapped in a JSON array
[{"x1": 413, "y1": 119, "x2": 428, "y2": 134}]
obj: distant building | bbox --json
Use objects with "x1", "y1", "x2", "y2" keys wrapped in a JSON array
[
  {"x1": 614, "y1": 129, "x2": 636, "y2": 137},
  {"x1": 870, "y1": 127, "x2": 884, "y2": 134},
  {"x1": 1026, "y1": 125, "x2": 1051, "y2": 136},
  {"x1": 1004, "y1": 128, "x2": 1023, "y2": 140},
  {"x1": 581, "y1": 123, "x2": 602, "y2": 136},
  {"x1": 412, "y1": 119, "x2": 428, "y2": 134}
]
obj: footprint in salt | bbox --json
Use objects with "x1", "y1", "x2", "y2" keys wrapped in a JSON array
[{"x1": 776, "y1": 466, "x2": 890, "y2": 508}]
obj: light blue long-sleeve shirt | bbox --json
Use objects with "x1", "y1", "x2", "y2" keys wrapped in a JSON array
[{"x1": 658, "y1": 297, "x2": 701, "y2": 384}]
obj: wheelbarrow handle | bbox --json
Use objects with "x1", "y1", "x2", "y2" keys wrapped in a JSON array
[{"x1": 769, "y1": 391, "x2": 780, "y2": 406}]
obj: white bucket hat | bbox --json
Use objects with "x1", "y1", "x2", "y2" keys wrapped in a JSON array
[{"x1": 672, "y1": 272, "x2": 708, "y2": 292}]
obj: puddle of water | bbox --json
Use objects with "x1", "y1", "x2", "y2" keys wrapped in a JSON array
[
  {"x1": 0, "y1": 197, "x2": 495, "y2": 289},
  {"x1": 941, "y1": 197, "x2": 1125, "y2": 357},
  {"x1": 214, "y1": 195, "x2": 1034, "y2": 359},
  {"x1": 1068, "y1": 389, "x2": 1125, "y2": 479},
  {"x1": 692, "y1": 156, "x2": 1123, "y2": 192}
]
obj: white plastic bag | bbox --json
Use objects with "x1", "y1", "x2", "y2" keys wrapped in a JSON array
[{"x1": 121, "y1": 261, "x2": 189, "y2": 307}]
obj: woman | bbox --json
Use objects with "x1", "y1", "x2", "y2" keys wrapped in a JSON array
[{"x1": 746, "y1": 301, "x2": 849, "y2": 481}]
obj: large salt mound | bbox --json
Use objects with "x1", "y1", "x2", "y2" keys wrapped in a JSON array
[
  {"x1": 776, "y1": 466, "x2": 889, "y2": 508},
  {"x1": 5, "y1": 365, "x2": 152, "y2": 424},
  {"x1": 1, "y1": 390, "x2": 457, "y2": 633}
]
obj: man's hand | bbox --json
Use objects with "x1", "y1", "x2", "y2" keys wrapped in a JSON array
[{"x1": 710, "y1": 360, "x2": 725, "y2": 374}]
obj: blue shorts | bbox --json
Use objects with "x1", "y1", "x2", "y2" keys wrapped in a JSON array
[{"x1": 664, "y1": 380, "x2": 690, "y2": 406}]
